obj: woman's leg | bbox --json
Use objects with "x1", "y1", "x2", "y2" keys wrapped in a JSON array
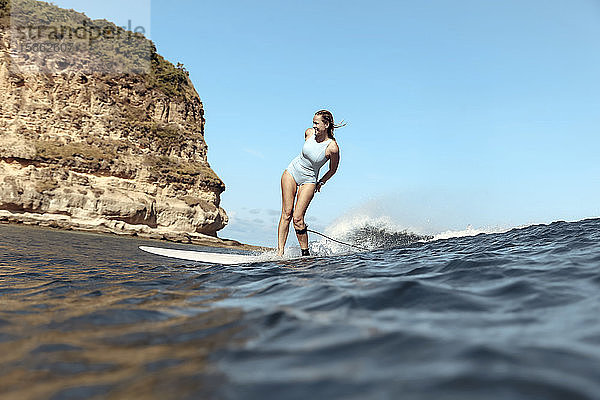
[
  {"x1": 277, "y1": 170, "x2": 297, "y2": 255},
  {"x1": 293, "y1": 183, "x2": 316, "y2": 251}
]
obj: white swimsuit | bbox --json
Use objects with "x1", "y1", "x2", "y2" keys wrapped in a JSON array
[{"x1": 286, "y1": 134, "x2": 332, "y2": 186}]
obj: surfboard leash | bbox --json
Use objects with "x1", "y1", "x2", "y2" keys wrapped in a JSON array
[{"x1": 306, "y1": 229, "x2": 370, "y2": 252}]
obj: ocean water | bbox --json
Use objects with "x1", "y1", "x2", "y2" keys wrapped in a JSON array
[{"x1": 1, "y1": 219, "x2": 600, "y2": 400}]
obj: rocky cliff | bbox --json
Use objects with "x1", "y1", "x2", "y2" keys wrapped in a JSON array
[{"x1": 0, "y1": 0, "x2": 239, "y2": 247}]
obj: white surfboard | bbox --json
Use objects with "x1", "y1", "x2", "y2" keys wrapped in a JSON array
[{"x1": 139, "y1": 246, "x2": 262, "y2": 265}]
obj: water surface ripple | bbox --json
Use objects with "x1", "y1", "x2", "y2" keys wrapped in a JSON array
[{"x1": 1, "y1": 220, "x2": 600, "y2": 399}]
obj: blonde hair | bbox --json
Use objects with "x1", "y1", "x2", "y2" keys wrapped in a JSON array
[{"x1": 315, "y1": 109, "x2": 346, "y2": 139}]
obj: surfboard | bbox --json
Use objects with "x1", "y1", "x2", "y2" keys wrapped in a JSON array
[{"x1": 139, "y1": 246, "x2": 262, "y2": 265}]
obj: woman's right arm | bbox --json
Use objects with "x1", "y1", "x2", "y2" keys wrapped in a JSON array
[{"x1": 304, "y1": 128, "x2": 314, "y2": 140}]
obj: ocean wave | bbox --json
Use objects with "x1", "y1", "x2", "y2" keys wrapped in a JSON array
[{"x1": 2, "y1": 219, "x2": 600, "y2": 399}]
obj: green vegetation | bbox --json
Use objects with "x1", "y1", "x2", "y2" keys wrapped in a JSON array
[
  {"x1": 146, "y1": 155, "x2": 224, "y2": 189},
  {"x1": 150, "y1": 122, "x2": 181, "y2": 146},
  {"x1": 122, "y1": 104, "x2": 149, "y2": 123},
  {"x1": 11, "y1": 1, "x2": 221, "y2": 189},
  {"x1": 32, "y1": 140, "x2": 224, "y2": 189},
  {"x1": 10, "y1": 0, "x2": 84, "y2": 25},
  {"x1": 121, "y1": 106, "x2": 194, "y2": 150},
  {"x1": 34, "y1": 140, "x2": 116, "y2": 168},
  {"x1": 146, "y1": 53, "x2": 195, "y2": 100},
  {"x1": 9, "y1": 0, "x2": 193, "y2": 98},
  {"x1": 10, "y1": 0, "x2": 153, "y2": 74}
]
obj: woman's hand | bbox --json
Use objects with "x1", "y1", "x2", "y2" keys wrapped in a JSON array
[
  {"x1": 316, "y1": 141, "x2": 339, "y2": 193},
  {"x1": 315, "y1": 180, "x2": 325, "y2": 193}
]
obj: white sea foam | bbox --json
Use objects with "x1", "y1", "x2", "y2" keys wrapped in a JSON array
[
  {"x1": 310, "y1": 214, "x2": 426, "y2": 254},
  {"x1": 324, "y1": 214, "x2": 402, "y2": 239},
  {"x1": 432, "y1": 225, "x2": 510, "y2": 240},
  {"x1": 318, "y1": 211, "x2": 534, "y2": 250}
]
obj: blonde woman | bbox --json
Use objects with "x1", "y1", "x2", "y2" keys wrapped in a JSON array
[{"x1": 277, "y1": 110, "x2": 344, "y2": 256}]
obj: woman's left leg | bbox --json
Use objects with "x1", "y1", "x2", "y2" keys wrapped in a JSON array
[{"x1": 293, "y1": 183, "x2": 316, "y2": 251}]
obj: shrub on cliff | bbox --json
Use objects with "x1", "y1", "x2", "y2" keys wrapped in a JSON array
[{"x1": 8, "y1": 0, "x2": 194, "y2": 99}]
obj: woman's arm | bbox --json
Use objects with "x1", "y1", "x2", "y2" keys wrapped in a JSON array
[
  {"x1": 305, "y1": 128, "x2": 314, "y2": 140},
  {"x1": 316, "y1": 142, "x2": 340, "y2": 192}
]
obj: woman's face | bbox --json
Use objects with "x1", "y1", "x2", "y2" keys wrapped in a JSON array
[{"x1": 313, "y1": 115, "x2": 328, "y2": 134}]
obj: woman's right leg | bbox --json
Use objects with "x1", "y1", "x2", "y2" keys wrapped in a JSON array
[{"x1": 277, "y1": 170, "x2": 297, "y2": 255}]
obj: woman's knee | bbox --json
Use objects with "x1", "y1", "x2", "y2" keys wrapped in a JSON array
[
  {"x1": 292, "y1": 215, "x2": 305, "y2": 229},
  {"x1": 281, "y1": 209, "x2": 293, "y2": 222}
]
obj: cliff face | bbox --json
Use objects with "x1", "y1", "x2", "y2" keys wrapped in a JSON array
[{"x1": 0, "y1": 0, "x2": 230, "y2": 245}]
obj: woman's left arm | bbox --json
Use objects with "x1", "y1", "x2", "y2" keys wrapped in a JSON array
[{"x1": 316, "y1": 142, "x2": 340, "y2": 192}]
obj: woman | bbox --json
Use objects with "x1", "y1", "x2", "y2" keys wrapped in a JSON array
[{"x1": 277, "y1": 110, "x2": 343, "y2": 256}]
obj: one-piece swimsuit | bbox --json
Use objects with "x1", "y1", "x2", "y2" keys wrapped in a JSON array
[{"x1": 286, "y1": 134, "x2": 332, "y2": 186}]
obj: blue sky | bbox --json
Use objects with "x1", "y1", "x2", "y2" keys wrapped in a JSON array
[{"x1": 51, "y1": 0, "x2": 600, "y2": 247}]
